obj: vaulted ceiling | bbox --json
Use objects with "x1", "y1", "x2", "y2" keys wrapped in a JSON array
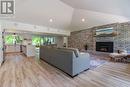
[
  {"x1": 60, "y1": 0, "x2": 130, "y2": 31},
  {"x1": 60, "y1": 0, "x2": 130, "y2": 18},
  {"x1": 2, "y1": 0, "x2": 73, "y2": 30},
  {"x1": 1, "y1": 0, "x2": 130, "y2": 32}
]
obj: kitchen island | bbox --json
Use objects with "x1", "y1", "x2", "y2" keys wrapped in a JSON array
[{"x1": 22, "y1": 45, "x2": 35, "y2": 57}]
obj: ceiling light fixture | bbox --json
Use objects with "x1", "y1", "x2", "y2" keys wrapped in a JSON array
[
  {"x1": 49, "y1": 19, "x2": 53, "y2": 22},
  {"x1": 81, "y1": 18, "x2": 85, "y2": 22}
]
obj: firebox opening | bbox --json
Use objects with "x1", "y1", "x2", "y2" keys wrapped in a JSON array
[{"x1": 96, "y1": 42, "x2": 113, "y2": 53}]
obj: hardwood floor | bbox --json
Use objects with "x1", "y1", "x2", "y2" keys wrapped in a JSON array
[{"x1": 0, "y1": 53, "x2": 130, "y2": 87}]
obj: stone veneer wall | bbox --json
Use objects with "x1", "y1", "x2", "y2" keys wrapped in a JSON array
[
  {"x1": 68, "y1": 22, "x2": 130, "y2": 52},
  {"x1": 68, "y1": 29, "x2": 95, "y2": 51}
]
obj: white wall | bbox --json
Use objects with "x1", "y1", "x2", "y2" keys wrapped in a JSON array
[
  {"x1": 70, "y1": 9, "x2": 129, "y2": 31},
  {"x1": 55, "y1": 36, "x2": 64, "y2": 47},
  {"x1": 63, "y1": 37, "x2": 68, "y2": 47},
  {"x1": 0, "y1": 25, "x2": 3, "y2": 66},
  {"x1": 55, "y1": 36, "x2": 68, "y2": 48}
]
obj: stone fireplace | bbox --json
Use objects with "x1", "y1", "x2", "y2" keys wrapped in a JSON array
[
  {"x1": 68, "y1": 22, "x2": 130, "y2": 52},
  {"x1": 96, "y1": 42, "x2": 113, "y2": 53}
]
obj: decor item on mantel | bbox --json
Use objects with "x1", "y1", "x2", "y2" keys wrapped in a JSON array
[
  {"x1": 84, "y1": 44, "x2": 88, "y2": 51},
  {"x1": 94, "y1": 28, "x2": 120, "y2": 37},
  {"x1": 111, "y1": 32, "x2": 120, "y2": 36}
]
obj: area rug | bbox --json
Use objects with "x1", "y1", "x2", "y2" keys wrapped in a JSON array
[{"x1": 90, "y1": 59, "x2": 107, "y2": 69}]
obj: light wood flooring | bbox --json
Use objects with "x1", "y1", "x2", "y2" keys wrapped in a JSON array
[{"x1": 0, "y1": 53, "x2": 130, "y2": 87}]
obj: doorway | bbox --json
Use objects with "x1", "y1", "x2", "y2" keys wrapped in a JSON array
[{"x1": 4, "y1": 33, "x2": 23, "y2": 53}]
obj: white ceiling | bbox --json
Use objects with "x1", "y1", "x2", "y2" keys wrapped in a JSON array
[
  {"x1": 1, "y1": 0, "x2": 130, "y2": 32},
  {"x1": 2, "y1": 0, "x2": 73, "y2": 30},
  {"x1": 70, "y1": 9, "x2": 129, "y2": 31},
  {"x1": 60, "y1": 0, "x2": 130, "y2": 18}
]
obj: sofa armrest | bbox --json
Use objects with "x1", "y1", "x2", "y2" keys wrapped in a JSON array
[
  {"x1": 72, "y1": 52, "x2": 90, "y2": 76},
  {"x1": 79, "y1": 52, "x2": 90, "y2": 59}
]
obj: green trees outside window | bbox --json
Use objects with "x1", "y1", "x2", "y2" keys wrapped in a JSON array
[
  {"x1": 32, "y1": 36, "x2": 55, "y2": 46},
  {"x1": 5, "y1": 35, "x2": 22, "y2": 45},
  {"x1": 5, "y1": 35, "x2": 14, "y2": 45},
  {"x1": 32, "y1": 36, "x2": 43, "y2": 46},
  {"x1": 5, "y1": 35, "x2": 55, "y2": 46}
]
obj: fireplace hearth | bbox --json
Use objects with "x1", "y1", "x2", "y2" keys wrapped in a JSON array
[{"x1": 96, "y1": 42, "x2": 113, "y2": 53}]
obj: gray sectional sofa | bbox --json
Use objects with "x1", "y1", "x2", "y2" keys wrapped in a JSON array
[{"x1": 40, "y1": 46, "x2": 90, "y2": 77}]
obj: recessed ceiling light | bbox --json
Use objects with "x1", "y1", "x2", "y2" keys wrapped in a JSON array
[
  {"x1": 49, "y1": 19, "x2": 53, "y2": 22},
  {"x1": 81, "y1": 18, "x2": 85, "y2": 22}
]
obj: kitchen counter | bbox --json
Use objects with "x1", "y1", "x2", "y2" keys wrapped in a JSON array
[
  {"x1": 22, "y1": 45, "x2": 35, "y2": 57},
  {"x1": 5, "y1": 45, "x2": 21, "y2": 53}
]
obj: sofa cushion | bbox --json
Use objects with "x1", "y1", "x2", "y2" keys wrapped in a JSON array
[{"x1": 58, "y1": 48, "x2": 80, "y2": 57}]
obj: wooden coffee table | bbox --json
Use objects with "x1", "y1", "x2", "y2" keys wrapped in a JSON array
[{"x1": 127, "y1": 54, "x2": 130, "y2": 57}]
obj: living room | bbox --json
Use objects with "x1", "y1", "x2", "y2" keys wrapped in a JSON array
[{"x1": 0, "y1": 0, "x2": 130, "y2": 87}]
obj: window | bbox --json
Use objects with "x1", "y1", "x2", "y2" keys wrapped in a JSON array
[
  {"x1": 32, "y1": 36, "x2": 44, "y2": 46},
  {"x1": 43, "y1": 37, "x2": 55, "y2": 45},
  {"x1": 32, "y1": 36, "x2": 55, "y2": 46},
  {"x1": 5, "y1": 35, "x2": 22, "y2": 45},
  {"x1": 5, "y1": 35, "x2": 14, "y2": 45}
]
